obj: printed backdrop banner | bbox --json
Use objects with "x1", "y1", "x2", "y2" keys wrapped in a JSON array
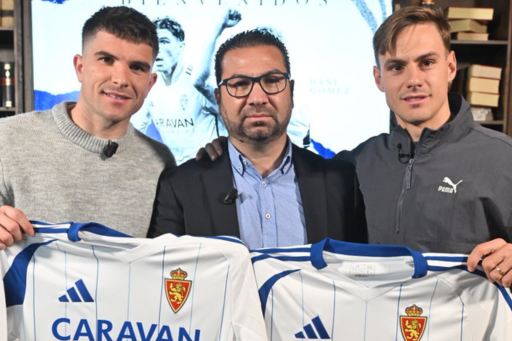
[{"x1": 32, "y1": 0, "x2": 392, "y2": 161}]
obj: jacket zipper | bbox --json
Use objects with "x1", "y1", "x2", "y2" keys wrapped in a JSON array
[{"x1": 395, "y1": 158, "x2": 415, "y2": 233}]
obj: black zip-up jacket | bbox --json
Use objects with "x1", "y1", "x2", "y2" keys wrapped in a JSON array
[{"x1": 337, "y1": 93, "x2": 512, "y2": 253}]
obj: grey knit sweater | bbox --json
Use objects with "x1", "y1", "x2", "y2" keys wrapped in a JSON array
[{"x1": 0, "y1": 102, "x2": 175, "y2": 237}]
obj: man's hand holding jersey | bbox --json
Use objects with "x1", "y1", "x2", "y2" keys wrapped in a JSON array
[
  {"x1": 0, "y1": 205, "x2": 34, "y2": 249},
  {"x1": 468, "y1": 238, "x2": 512, "y2": 288}
]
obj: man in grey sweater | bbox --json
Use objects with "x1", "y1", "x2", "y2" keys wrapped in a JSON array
[{"x1": 0, "y1": 6, "x2": 175, "y2": 243}]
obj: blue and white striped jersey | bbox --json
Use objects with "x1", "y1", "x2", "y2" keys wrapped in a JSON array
[
  {"x1": 1, "y1": 222, "x2": 267, "y2": 341},
  {"x1": 251, "y1": 238, "x2": 512, "y2": 341}
]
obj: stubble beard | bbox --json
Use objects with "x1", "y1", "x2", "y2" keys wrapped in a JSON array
[{"x1": 222, "y1": 106, "x2": 291, "y2": 143}]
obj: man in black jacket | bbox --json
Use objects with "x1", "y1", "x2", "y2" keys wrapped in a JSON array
[{"x1": 148, "y1": 30, "x2": 367, "y2": 249}]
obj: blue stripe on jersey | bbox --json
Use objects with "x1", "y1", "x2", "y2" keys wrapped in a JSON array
[
  {"x1": 91, "y1": 246, "x2": 100, "y2": 331},
  {"x1": 4, "y1": 240, "x2": 56, "y2": 307},
  {"x1": 394, "y1": 284, "x2": 403, "y2": 341},
  {"x1": 158, "y1": 246, "x2": 167, "y2": 331},
  {"x1": 460, "y1": 301, "x2": 465, "y2": 339},
  {"x1": 330, "y1": 281, "x2": 336, "y2": 340},
  {"x1": 428, "y1": 265, "x2": 467, "y2": 272},
  {"x1": 218, "y1": 265, "x2": 230, "y2": 341},
  {"x1": 127, "y1": 264, "x2": 132, "y2": 320},
  {"x1": 259, "y1": 269, "x2": 301, "y2": 314},
  {"x1": 189, "y1": 244, "x2": 202, "y2": 332},
  {"x1": 424, "y1": 255, "x2": 468, "y2": 263},
  {"x1": 299, "y1": 271, "x2": 305, "y2": 335},
  {"x1": 33, "y1": 222, "x2": 133, "y2": 241},
  {"x1": 498, "y1": 286, "x2": 512, "y2": 310},
  {"x1": 68, "y1": 222, "x2": 133, "y2": 241},
  {"x1": 270, "y1": 290, "x2": 274, "y2": 340},
  {"x1": 32, "y1": 255, "x2": 38, "y2": 341},
  {"x1": 363, "y1": 302, "x2": 368, "y2": 340},
  {"x1": 310, "y1": 239, "x2": 428, "y2": 278},
  {"x1": 58, "y1": 242, "x2": 69, "y2": 336}
]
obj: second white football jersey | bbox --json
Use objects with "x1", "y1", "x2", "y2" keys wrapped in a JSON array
[
  {"x1": 251, "y1": 238, "x2": 512, "y2": 341},
  {"x1": 1, "y1": 221, "x2": 267, "y2": 341}
]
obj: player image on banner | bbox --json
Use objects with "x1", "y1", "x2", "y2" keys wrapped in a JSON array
[
  {"x1": 131, "y1": 10, "x2": 239, "y2": 164},
  {"x1": 31, "y1": 0, "x2": 392, "y2": 161}
]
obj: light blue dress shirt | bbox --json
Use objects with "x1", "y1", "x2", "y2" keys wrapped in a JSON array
[{"x1": 228, "y1": 139, "x2": 306, "y2": 250}]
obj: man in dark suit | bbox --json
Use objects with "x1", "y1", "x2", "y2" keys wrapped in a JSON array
[{"x1": 147, "y1": 30, "x2": 367, "y2": 248}]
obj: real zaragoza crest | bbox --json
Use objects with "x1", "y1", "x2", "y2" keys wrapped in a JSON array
[
  {"x1": 165, "y1": 268, "x2": 192, "y2": 313},
  {"x1": 400, "y1": 304, "x2": 427, "y2": 341}
]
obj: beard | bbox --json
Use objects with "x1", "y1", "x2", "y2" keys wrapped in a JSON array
[{"x1": 222, "y1": 106, "x2": 291, "y2": 143}]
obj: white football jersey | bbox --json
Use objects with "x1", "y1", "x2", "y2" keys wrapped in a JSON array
[
  {"x1": 251, "y1": 238, "x2": 512, "y2": 341},
  {"x1": 1, "y1": 222, "x2": 266, "y2": 341}
]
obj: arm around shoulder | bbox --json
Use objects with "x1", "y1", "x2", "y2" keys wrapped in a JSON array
[{"x1": 333, "y1": 149, "x2": 356, "y2": 166}]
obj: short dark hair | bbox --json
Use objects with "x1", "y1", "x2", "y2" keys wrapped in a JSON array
[
  {"x1": 373, "y1": 6, "x2": 451, "y2": 67},
  {"x1": 214, "y1": 29, "x2": 291, "y2": 84},
  {"x1": 82, "y1": 6, "x2": 159, "y2": 60},
  {"x1": 153, "y1": 17, "x2": 185, "y2": 42}
]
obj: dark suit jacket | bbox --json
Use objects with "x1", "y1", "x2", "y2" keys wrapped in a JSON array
[{"x1": 148, "y1": 141, "x2": 367, "y2": 244}]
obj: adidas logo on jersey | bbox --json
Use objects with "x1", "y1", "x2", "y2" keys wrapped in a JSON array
[
  {"x1": 295, "y1": 316, "x2": 330, "y2": 339},
  {"x1": 58, "y1": 279, "x2": 94, "y2": 303}
]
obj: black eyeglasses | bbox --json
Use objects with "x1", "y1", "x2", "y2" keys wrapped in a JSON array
[{"x1": 218, "y1": 72, "x2": 291, "y2": 98}]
